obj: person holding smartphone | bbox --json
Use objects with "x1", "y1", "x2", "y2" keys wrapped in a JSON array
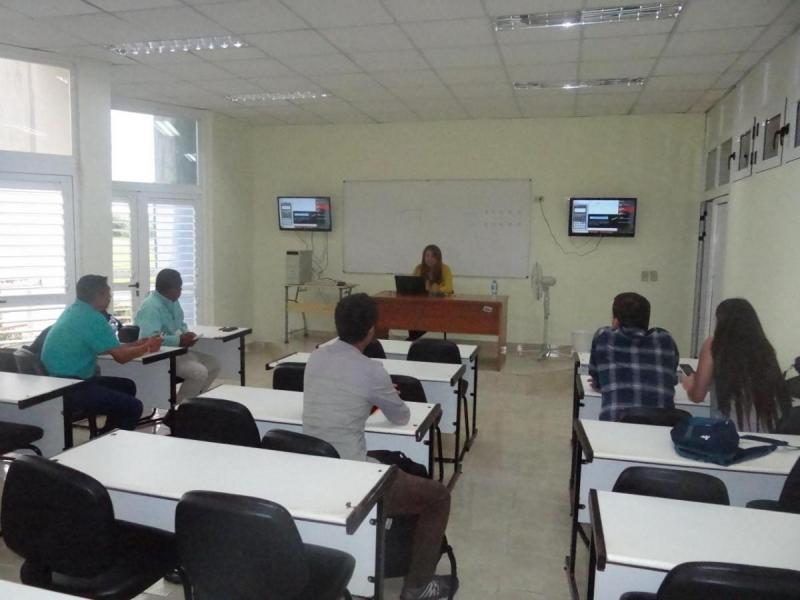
[{"x1": 134, "y1": 268, "x2": 220, "y2": 402}]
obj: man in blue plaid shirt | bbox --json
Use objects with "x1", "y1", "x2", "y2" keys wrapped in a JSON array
[{"x1": 588, "y1": 292, "x2": 679, "y2": 420}]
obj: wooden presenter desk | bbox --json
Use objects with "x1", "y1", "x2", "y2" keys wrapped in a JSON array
[{"x1": 373, "y1": 291, "x2": 508, "y2": 369}]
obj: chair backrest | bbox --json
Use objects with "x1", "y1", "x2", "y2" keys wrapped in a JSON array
[
  {"x1": 13, "y1": 347, "x2": 47, "y2": 376},
  {"x1": 615, "y1": 406, "x2": 692, "y2": 427},
  {"x1": 613, "y1": 466, "x2": 730, "y2": 505},
  {"x1": 272, "y1": 362, "x2": 306, "y2": 392},
  {"x1": 779, "y1": 455, "x2": 800, "y2": 508},
  {"x1": 0, "y1": 347, "x2": 18, "y2": 373},
  {"x1": 172, "y1": 397, "x2": 262, "y2": 448},
  {"x1": 2, "y1": 455, "x2": 118, "y2": 578},
  {"x1": 656, "y1": 562, "x2": 800, "y2": 600},
  {"x1": 177, "y1": 490, "x2": 310, "y2": 600},
  {"x1": 390, "y1": 374, "x2": 428, "y2": 403},
  {"x1": 261, "y1": 429, "x2": 340, "y2": 458},
  {"x1": 407, "y1": 338, "x2": 461, "y2": 365},
  {"x1": 778, "y1": 406, "x2": 800, "y2": 435},
  {"x1": 117, "y1": 325, "x2": 140, "y2": 343},
  {"x1": 363, "y1": 339, "x2": 387, "y2": 359},
  {"x1": 27, "y1": 327, "x2": 50, "y2": 358}
]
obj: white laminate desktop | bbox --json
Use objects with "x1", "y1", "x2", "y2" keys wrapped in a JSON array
[
  {"x1": 0, "y1": 372, "x2": 83, "y2": 456},
  {"x1": 192, "y1": 325, "x2": 252, "y2": 385},
  {"x1": 590, "y1": 490, "x2": 800, "y2": 599},
  {"x1": 577, "y1": 352, "x2": 699, "y2": 377},
  {"x1": 53, "y1": 431, "x2": 394, "y2": 598},
  {"x1": 0, "y1": 580, "x2": 85, "y2": 599},
  {"x1": 97, "y1": 346, "x2": 186, "y2": 412}
]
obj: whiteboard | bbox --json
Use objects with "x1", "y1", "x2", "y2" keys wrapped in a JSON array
[{"x1": 343, "y1": 179, "x2": 532, "y2": 278}]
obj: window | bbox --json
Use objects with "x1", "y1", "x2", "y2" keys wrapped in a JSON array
[
  {"x1": 0, "y1": 178, "x2": 74, "y2": 346},
  {"x1": 111, "y1": 110, "x2": 198, "y2": 185},
  {"x1": 0, "y1": 57, "x2": 72, "y2": 155}
]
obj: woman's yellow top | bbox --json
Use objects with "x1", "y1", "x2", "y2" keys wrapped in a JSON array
[{"x1": 413, "y1": 263, "x2": 454, "y2": 295}]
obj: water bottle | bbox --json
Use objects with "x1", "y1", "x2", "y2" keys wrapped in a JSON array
[{"x1": 490, "y1": 279, "x2": 498, "y2": 296}]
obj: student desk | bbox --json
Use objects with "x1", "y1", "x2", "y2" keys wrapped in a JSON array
[
  {"x1": 198, "y1": 384, "x2": 442, "y2": 477},
  {"x1": 566, "y1": 418, "x2": 800, "y2": 597},
  {"x1": 192, "y1": 325, "x2": 252, "y2": 385},
  {"x1": 320, "y1": 337, "x2": 480, "y2": 449},
  {"x1": 284, "y1": 282, "x2": 357, "y2": 343},
  {"x1": 587, "y1": 490, "x2": 800, "y2": 600},
  {"x1": 97, "y1": 347, "x2": 186, "y2": 412},
  {"x1": 372, "y1": 291, "x2": 507, "y2": 370},
  {"x1": 0, "y1": 580, "x2": 85, "y2": 599},
  {"x1": 576, "y1": 352, "x2": 698, "y2": 377},
  {"x1": 53, "y1": 430, "x2": 396, "y2": 599},
  {"x1": 0, "y1": 372, "x2": 83, "y2": 456},
  {"x1": 268, "y1": 352, "x2": 468, "y2": 476}
]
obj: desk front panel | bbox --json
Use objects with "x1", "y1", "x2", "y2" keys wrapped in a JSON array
[{"x1": 374, "y1": 293, "x2": 505, "y2": 335}]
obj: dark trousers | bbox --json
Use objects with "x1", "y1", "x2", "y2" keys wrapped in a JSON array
[
  {"x1": 383, "y1": 470, "x2": 451, "y2": 590},
  {"x1": 65, "y1": 376, "x2": 143, "y2": 434}
]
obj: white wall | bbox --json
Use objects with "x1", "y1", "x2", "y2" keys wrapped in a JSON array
[{"x1": 249, "y1": 114, "x2": 704, "y2": 353}]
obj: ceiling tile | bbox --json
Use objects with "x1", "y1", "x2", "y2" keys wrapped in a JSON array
[
  {"x1": 200, "y1": 46, "x2": 267, "y2": 61},
  {"x1": 519, "y1": 100, "x2": 576, "y2": 118},
  {"x1": 1, "y1": 17, "x2": 90, "y2": 47},
  {"x1": 676, "y1": 0, "x2": 790, "y2": 32},
  {"x1": 147, "y1": 80, "x2": 212, "y2": 98},
  {"x1": 45, "y1": 13, "x2": 150, "y2": 44},
  {"x1": 351, "y1": 101, "x2": 418, "y2": 122},
  {"x1": 181, "y1": 0, "x2": 241, "y2": 4},
  {"x1": 112, "y1": 82, "x2": 170, "y2": 100},
  {"x1": 402, "y1": 19, "x2": 495, "y2": 49},
  {"x1": 111, "y1": 64, "x2": 174, "y2": 83},
  {"x1": 483, "y1": 0, "x2": 583, "y2": 16},
  {"x1": 247, "y1": 75, "x2": 323, "y2": 92},
  {"x1": 645, "y1": 73, "x2": 722, "y2": 91},
  {"x1": 195, "y1": 78, "x2": 264, "y2": 94},
  {"x1": 286, "y1": 0, "x2": 393, "y2": 28},
  {"x1": 654, "y1": 54, "x2": 739, "y2": 76},
  {"x1": 714, "y1": 70, "x2": 746, "y2": 89},
  {"x1": 215, "y1": 58, "x2": 295, "y2": 78},
  {"x1": 582, "y1": 20, "x2": 677, "y2": 39},
  {"x1": 193, "y1": 1, "x2": 307, "y2": 34},
  {"x1": 158, "y1": 61, "x2": 236, "y2": 80},
  {"x1": 48, "y1": 45, "x2": 135, "y2": 64},
  {"x1": 579, "y1": 58, "x2": 655, "y2": 79},
  {"x1": 631, "y1": 103, "x2": 690, "y2": 114},
  {"x1": 391, "y1": 84, "x2": 453, "y2": 101},
  {"x1": 751, "y1": 2, "x2": 800, "y2": 52},
  {"x1": 507, "y1": 62, "x2": 578, "y2": 83},
  {"x1": 728, "y1": 51, "x2": 769, "y2": 72},
  {"x1": 370, "y1": 69, "x2": 442, "y2": 87},
  {"x1": 448, "y1": 82, "x2": 513, "y2": 99},
  {"x1": 351, "y1": 50, "x2": 428, "y2": 72},
  {"x1": 499, "y1": 40, "x2": 580, "y2": 65},
  {"x1": 321, "y1": 25, "x2": 414, "y2": 53},
  {"x1": 116, "y1": 7, "x2": 226, "y2": 39},
  {"x1": 495, "y1": 27, "x2": 580, "y2": 44},
  {"x1": 435, "y1": 66, "x2": 509, "y2": 84},
  {"x1": 638, "y1": 89, "x2": 704, "y2": 108},
  {"x1": 312, "y1": 72, "x2": 387, "y2": 91},
  {"x1": 0, "y1": 0, "x2": 97, "y2": 17},
  {"x1": 423, "y1": 46, "x2": 502, "y2": 69},
  {"x1": 245, "y1": 30, "x2": 337, "y2": 58},
  {"x1": 247, "y1": 114, "x2": 286, "y2": 126},
  {"x1": 576, "y1": 94, "x2": 636, "y2": 116},
  {"x1": 403, "y1": 101, "x2": 468, "y2": 121},
  {"x1": 382, "y1": 0, "x2": 485, "y2": 22},
  {"x1": 460, "y1": 99, "x2": 521, "y2": 119},
  {"x1": 90, "y1": 0, "x2": 180, "y2": 10},
  {"x1": 131, "y1": 50, "x2": 205, "y2": 64},
  {"x1": 581, "y1": 35, "x2": 668, "y2": 61},
  {"x1": 281, "y1": 53, "x2": 362, "y2": 76},
  {"x1": 664, "y1": 28, "x2": 765, "y2": 57}
]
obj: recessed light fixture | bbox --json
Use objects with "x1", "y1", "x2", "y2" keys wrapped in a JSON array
[
  {"x1": 494, "y1": 2, "x2": 682, "y2": 31},
  {"x1": 154, "y1": 120, "x2": 180, "y2": 136},
  {"x1": 513, "y1": 77, "x2": 646, "y2": 90},
  {"x1": 227, "y1": 91, "x2": 331, "y2": 103},
  {"x1": 107, "y1": 35, "x2": 246, "y2": 57}
]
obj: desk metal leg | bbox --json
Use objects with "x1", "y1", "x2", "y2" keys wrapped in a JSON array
[
  {"x1": 238, "y1": 335, "x2": 246, "y2": 386},
  {"x1": 565, "y1": 435, "x2": 588, "y2": 600},
  {"x1": 465, "y1": 355, "x2": 479, "y2": 450},
  {"x1": 284, "y1": 286, "x2": 289, "y2": 343},
  {"x1": 587, "y1": 529, "x2": 597, "y2": 600}
]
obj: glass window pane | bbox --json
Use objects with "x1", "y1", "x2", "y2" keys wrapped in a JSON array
[
  {"x1": 0, "y1": 57, "x2": 71, "y2": 155},
  {"x1": 704, "y1": 148, "x2": 717, "y2": 190},
  {"x1": 0, "y1": 304, "x2": 64, "y2": 347},
  {"x1": 718, "y1": 138, "x2": 732, "y2": 186},
  {"x1": 112, "y1": 110, "x2": 198, "y2": 185},
  {"x1": 738, "y1": 129, "x2": 751, "y2": 171},
  {"x1": 763, "y1": 113, "x2": 782, "y2": 161}
]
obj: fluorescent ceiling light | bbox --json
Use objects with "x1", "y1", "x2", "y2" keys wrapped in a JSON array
[
  {"x1": 513, "y1": 77, "x2": 646, "y2": 90},
  {"x1": 154, "y1": 120, "x2": 180, "y2": 136},
  {"x1": 183, "y1": 153, "x2": 197, "y2": 163},
  {"x1": 107, "y1": 35, "x2": 246, "y2": 57},
  {"x1": 227, "y1": 91, "x2": 331, "y2": 103},
  {"x1": 494, "y1": 2, "x2": 682, "y2": 31}
]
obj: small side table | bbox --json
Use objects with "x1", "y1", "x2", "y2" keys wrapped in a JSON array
[{"x1": 284, "y1": 282, "x2": 358, "y2": 343}]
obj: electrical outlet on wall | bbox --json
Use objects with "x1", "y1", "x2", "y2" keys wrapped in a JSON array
[
  {"x1": 649, "y1": 270, "x2": 658, "y2": 282},
  {"x1": 641, "y1": 270, "x2": 649, "y2": 282}
]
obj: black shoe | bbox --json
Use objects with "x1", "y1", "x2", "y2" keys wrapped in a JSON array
[
  {"x1": 164, "y1": 568, "x2": 182, "y2": 584},
  {"x1": 401, "y1": 575, "x2": 459, "y2": 599}
]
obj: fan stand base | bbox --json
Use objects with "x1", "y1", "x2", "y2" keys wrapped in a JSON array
[{"x1": 538, "y1": 344, "x2": 560, "y2": 360}]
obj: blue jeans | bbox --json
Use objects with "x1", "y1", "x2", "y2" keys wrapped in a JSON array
[{"x1": 65, "y1": 376, "x2": 143, "y2": 434}]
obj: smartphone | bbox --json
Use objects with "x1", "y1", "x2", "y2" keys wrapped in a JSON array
[{"x1": 679, "y1": 363, "x2": 695, "y2": 376}]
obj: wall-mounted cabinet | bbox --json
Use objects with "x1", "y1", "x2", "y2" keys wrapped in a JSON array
[
  {"x1": 754, "y1": 98, "x2": 789, "y2": 173},
  {"x1": 704, "y1": 147, "x2": 718, "y2": 192},
  {"x1": 717, "y1": 137, "x2": 734, "y2": 188},
  {"x1": 783, "y1": 94, "x2": 800, "y2": 163},
  {"x1": 732, "y1": 118, "x2": 755, "y2": 182}
]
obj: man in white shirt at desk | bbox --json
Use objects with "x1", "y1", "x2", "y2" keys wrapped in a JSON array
[
  {"x1": 134, "y1": 269, "x2": 220, "y2": 402},
  {"x1": 304, "y1": 293, "x2": 457, "y2": 600}
]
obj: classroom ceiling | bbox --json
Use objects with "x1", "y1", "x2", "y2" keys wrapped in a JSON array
[{"x1": 2, "y1": 0, "x2": 800, "y2": 125}]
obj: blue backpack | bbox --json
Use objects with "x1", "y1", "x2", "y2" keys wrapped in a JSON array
[{"x1": 670, "y1": 417, "x2": 794, "y2": 466}]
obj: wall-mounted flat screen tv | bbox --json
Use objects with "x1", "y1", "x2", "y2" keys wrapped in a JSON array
[
  {"x1": 278, "y1": 196, "x2": 332, "y2": 231},
  {"x1": 569, "y1": 197, "x2": 637, "y2": 237}
]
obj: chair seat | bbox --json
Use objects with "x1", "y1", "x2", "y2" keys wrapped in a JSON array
[
  {"x1": 24, "y1": 521, "x2": 176, "y2": 600},
  {"x1": 297, "y1": 543, "x2": 355, "y2": 600},
  {"x1": 0, "y1": 422, "x2": 43, "y2": 455},
  {"x1": 746, "y1": 498, "x2": 800, "y2": 514},
  {"x1": 620, "y1": 594, "x2": 656, "y2": 600}
]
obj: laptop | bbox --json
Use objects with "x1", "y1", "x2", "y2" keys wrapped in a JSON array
[{"x1": 394, "y1": 275, "x2": 427, "y2": 295}]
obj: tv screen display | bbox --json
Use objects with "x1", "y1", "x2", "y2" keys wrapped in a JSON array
[
  {"x1": 278, "y1": 196, "x2": 332, "y2": 231},
  {"x1": 569, "y1": 197, "x2": 637, "y2": 237}
]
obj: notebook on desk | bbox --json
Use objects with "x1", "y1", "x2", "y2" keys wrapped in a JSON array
[{"x1": 394, "y1": 275, "x2": 426, "y2": 295}]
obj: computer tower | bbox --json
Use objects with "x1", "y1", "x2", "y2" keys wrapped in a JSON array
[{"x1": 286, "y1": 250, "x2": 313, "y2": 284}]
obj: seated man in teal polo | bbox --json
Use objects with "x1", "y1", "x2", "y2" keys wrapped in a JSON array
[
  {"x1": 134, "y1": 268, "x2": 220, "y2": 402},
  {"x1": 42, "y1": 274, "x2": 160, "y2": 432}
]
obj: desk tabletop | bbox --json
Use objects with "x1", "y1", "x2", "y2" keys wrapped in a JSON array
[
  {"x1": 375, "y1": 291, "x2": 507, "y2": 304},
  {"x1": 192, "y1": 325, "x2": 252, "y2": 341},
  {"x1": 592, "y1": 490, "x2": 800, "y2": 573},
  {"x1": 0, "y1": 580, "x2": 84, "y2": 599},
  {"x1": 97, "y1": 345, "x2": 186, "y2": 365},
  {"x1": 0, "y1": 372, "x2": 83, "y2": 409},
  {"x1": 579, "y1": 374, "x2": 710, "y2": 407},
  {"x1": 319, "y1": 337, "x2": 478, "y2": 361},
  {"x1": 285, "y1": 282, "x2": 358, "y2": 290},
  {"x1": 577, "y1": 419, "x2": 800, "y2": 475},
  {"x1": 54, "y1": 431, "x2": 394, "y2": 534},
  {"x1": 577, "y1": 353, "x2": 700, "y2": 372},
  {"x1": 200, "y1": 384, "x2": 440, "y2": 441},
  {"x1": 270, "y1": 352, "x2": 465, "y2": 385}
]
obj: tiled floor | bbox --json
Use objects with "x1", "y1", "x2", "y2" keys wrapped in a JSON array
[{"x1": 0, "y1": 335, "x2": 588, "y2": 600}]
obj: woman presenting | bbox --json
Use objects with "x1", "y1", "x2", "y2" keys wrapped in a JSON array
[{"x1": 408, "y1": 244, "x2": 453, "y2": 340}]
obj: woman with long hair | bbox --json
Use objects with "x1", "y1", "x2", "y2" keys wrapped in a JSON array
[
  {"x1": 407, "y1": 245, "x2": 454, "y2": 341},
  {"x1": 683, "y1": 298, "x2": 790, "y2": 432}
]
